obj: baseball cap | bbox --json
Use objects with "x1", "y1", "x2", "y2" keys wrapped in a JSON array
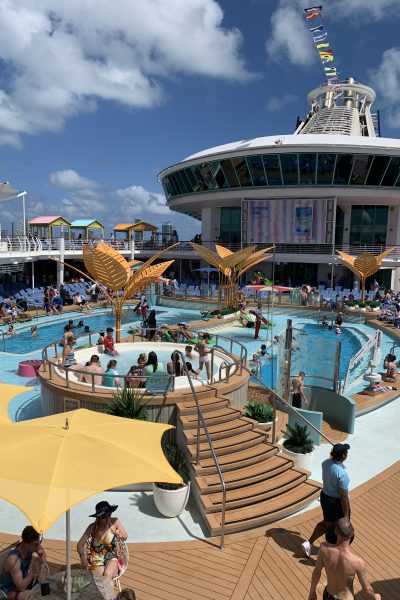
[{"x1": 332, "y1": 443, "x2": 350, "y2": 459}]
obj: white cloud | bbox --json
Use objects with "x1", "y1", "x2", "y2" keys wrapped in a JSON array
[
  {"x1": 116, "y1": 185, "x2": 170, "y2": 216},
  {"x1": 369, "y1": 47, "x2": 400, "y2": 129},
  {"x1": 266, "y1": 1, "x2": 315, "y2": 67},
  {"x1": 267, "y1": 93, "x2": 297, "y2": 112},
  {"x1": 328, "y1": 0, "x2": 400, "y2": 21},
  {"x1": 0, "y1": 0, "x2": 254, "y2": 147},
  {"x1": 49, "y1": 169, "x2": 102, "y2": 190}
]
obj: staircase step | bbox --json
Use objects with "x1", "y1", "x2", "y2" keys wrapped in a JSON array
[
  {"x1": 204, "y1": 481, "x2": 322, "y2": 535},
  {"x1": 183, "y1": 418, "x2": 253, "y2": 442},
  {"x1": 180, "y1": 406, "x2": 242, "y2": 429},
  {"x1": 179, "y1": 397, "x2": 229, "y2": 416},
  {"x1": 196, "y1": 454, "x2": 294, "y2": 492},
  {"x1": 187, "y1": 430, "x2": 266, "y2": 459},
  {"x1": 194, "y1": 442, "x2": 278, "y2": 474},
  {"x1": 200, "y1": 469, "x2": 307, "y2": 512}
]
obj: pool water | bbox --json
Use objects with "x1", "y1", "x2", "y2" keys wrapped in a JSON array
[
  {"x1": 1, "y1": 307, "x2": 200, "y2": 354},
  {"x1": 251, "y1": 322, "x2": 362, "y2": 389}
]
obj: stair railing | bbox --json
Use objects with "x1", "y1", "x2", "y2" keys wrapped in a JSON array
[
  {"x1": 175, "y1": 350, "x2": 227, "y2": 551},
  {"x1": 241, "y1": 364, "x2": 334, "y2": 446}
]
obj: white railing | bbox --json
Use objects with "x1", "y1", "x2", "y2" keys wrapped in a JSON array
[
  {"x1": 1, "y1": 238, "x2": 400, "y2": 260},
  {"x1": 342, "y1": 329, "x2": 382, "y2": 392}
]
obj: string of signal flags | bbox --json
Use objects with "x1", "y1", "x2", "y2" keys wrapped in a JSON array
[{"x1": 303, "y1": 4, "x2": 339, "y2": 85}]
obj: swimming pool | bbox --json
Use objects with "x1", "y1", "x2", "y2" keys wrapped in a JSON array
[{"x1": 0, "y1": 307, "x2": 201, "y2": 354}]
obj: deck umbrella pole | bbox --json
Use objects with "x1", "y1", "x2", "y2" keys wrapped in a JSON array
[{"x1": 66, "y1": 509, "x2": 71, "y2": 600}]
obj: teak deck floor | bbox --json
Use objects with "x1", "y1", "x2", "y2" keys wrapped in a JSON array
[{"x1": 1, "y1": 462, "x2": 398, "y2": 599}]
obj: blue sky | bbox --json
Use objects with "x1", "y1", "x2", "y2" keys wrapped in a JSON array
[{"x1": 0, "y1": 0, "x2": 400, "y2": 238}]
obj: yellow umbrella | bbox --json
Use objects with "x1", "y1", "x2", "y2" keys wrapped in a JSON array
[
  {"x1": 0, "y1": 409, "x2": 182, "y2": 598},
  {"x1": 0, "y1": 383, "x2": 33, "y2": 423}
]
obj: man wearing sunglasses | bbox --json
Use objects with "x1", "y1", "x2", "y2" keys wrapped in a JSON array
[{"x1": 0, "y1": 526, "x2": 48, "y2": 599}]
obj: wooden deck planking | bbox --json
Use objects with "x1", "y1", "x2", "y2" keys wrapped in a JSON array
[{"x1": 0, "y1": 463, "x2": 399, "y2": 600}]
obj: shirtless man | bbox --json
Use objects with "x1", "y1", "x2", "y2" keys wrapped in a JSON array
[
  {"x1": 79, "y1": 355, "x2": 104, "y2": 386},
  {"x1": 308, "y1": 519, "x2": 380, "y2": 600},
  {"x1": 291, "y1": 371, "x2": 306, "y2": 408},
  {"x1": 195, "y1": 333, "x2": 212, "y2": 380}
]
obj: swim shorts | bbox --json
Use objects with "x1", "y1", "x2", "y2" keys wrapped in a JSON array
[
  {"x1": 320, "y1": 491, "x2": 344, "y2": 524},
  {"x1": 292, "y1": 393, "x2": 302, "y2": 408},
  {"x1": 199, "y1": 354, "x2": 211, "y2": 364},
  {"x1": 323, "y1": 587, "x2": 340, "y2": 600}
]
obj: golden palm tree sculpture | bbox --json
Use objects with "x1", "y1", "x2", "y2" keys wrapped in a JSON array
[
  {"x1": 83, "y1": 242, "x2": 177, "y2": 341},
  {"x1": 52, "y1": 242, "x2": 176, "y2": 342},
  {"x1": 336, "y1": 247, "x2": 396, "y2": 302},
  {"x1": 191, "y1": 243, "x2": 273, "y2": 308}
]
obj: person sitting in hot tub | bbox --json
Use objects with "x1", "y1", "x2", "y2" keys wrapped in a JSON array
[
  {"x1": 145, "y1": 351, "x2": 164, "y2": 374},
  {"x1": 103, "y1": 359, "x2": 121, "y2": 387}
]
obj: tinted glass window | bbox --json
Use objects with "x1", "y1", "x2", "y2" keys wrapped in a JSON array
[
  {"x1": 220, "y1": 207, "x2": 241, "y2": 243},
  {"x1": 350, "y1": 155, "x2": 373, "y2": 185},
  {"x1": 365, "y1": 156, "x2": 390, "y2": 186},
  {"x1": 317, "y1": 154, "x2": 336, "y2": 184},
  {"x1": 169, "y1": 173, "x2": 183, "y2": 195},
  {"x1": 382, "y1": 157, "x2": 400, "y2": 186},
  {"x1": 191, "y1": 166, "x2": 208, "y2": 192},
  {"x1": 333, "y1": 154, "x2": 354, "y2": 185},
  {"x1": 176, "y1": 170, "x2": 191, "y2": 194},
  {"x1": 162, "y1": 178, "x2": 173, "y2": 198},
  {"x1": 246, "y1": 155, "x2": 267, "y2": 186},
  {"x1": 183, "y1": 168, "x2": 198, "y2": 192},
  {"x1": 280, "y1": 154, "x2": 299, "y2": 185},
  {"x1": 262, "y1": 154, "x2": 282, "y2": 185},
  {"x1": 350, "y1": 206, "x2": 388, "y2": 245},
  {"x1": 198, "y1": 163, "x2": 218, "y2": 190},
  {"x1": 299, "y1": 153, "x2": 316, "y2": 185},
  {"x1": 207, "y1": 160, "x2": 228, "y2": 189},
  {"x1": 231, "y1": 157, "x2": 252, "y2": 187},
  {"x1": 220, "y1": 159, "x2": 240, "y2": 187}
]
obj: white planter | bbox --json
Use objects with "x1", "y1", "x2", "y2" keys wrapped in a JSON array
[
  {"x1": 282, "y1": 447, "x2": 314, "y2": 472},
  {"x1": 256, "y1": 416, "x2": 277, "y2": 431},
  {"x1": 347, "y1": 306, "x2": 355, "y2": 311},
  {"x1": 360, "y1": 307, "x2": 367, "y2": 312},
  {"x1": 371, "y1": 307, "x2": 380, "y2": 312},
  {"x1": 153, "y1": 482, "x2": 190, "y2": 517}
]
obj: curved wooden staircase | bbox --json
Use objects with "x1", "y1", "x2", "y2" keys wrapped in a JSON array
[{"x1": 178, "y1": 388, "x2": 321, "y2": 536}]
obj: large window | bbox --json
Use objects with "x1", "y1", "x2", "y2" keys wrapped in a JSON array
[
  {"x1": 350, "y1": 206, "x2": 388, "y2": 245},
  {"x1": 162, "y1": 152, "x2": 400, "y2": 198},
  {"x1": 220, "y1": 207, "x2": 241, "y2": 243}
]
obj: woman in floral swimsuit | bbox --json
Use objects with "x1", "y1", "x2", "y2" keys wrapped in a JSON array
[{"x1": 77, "y1": 501, "x2": 128, "y2": 584}]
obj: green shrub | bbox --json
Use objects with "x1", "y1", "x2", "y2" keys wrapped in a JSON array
[
  {"x1": 283, "y1": 423, "x2": 314, "y2": 454},
  {"x1": 369, "y1": 301, "x2": 380, "y2": 308},
  {"x1": 345, "y1": 300, "x2": 355, "y2": 307},
  {"x1": 106, "y1": 388, "x2": 148, "y2": 421},
  {"x1": 358, "y1": 301, "x2": 366, "y2": 308},
  {"x1": 156, "y1": 442, "x2": 190, "y2": 490},
  {"x1": 244, "y1": 401, "x2": 274, "y2": 423}
]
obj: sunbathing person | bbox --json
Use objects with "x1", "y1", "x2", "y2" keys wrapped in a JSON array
[
  {"x1": 77, "y1": 501, "x2": 128, "y2": 585},
  {"x1": 0, "y1": 526, "x2": 48, "y2": 599},
  {"x1": 383, "y1": 354, "x2": 397, "y2": 382}
]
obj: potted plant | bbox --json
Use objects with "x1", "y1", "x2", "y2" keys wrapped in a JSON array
[
  {"x1": 153, "y1": 442, "x2": 191, "y2": 517},
  {"x1": 358, "y1": 301, "x2": 367, "y2": 312},
  {"x1": 106, "y1": 388, "x2": 148, "y2": 421},
  {"x1": 244, "y1": 401, "x2": 275, "y2": 430},
  {"x1": 282, "y1": 423, "x2": 314, "y2": 471},
  {"x1": 369, "y1": 301, "x2": 380, "y2": 312},
  {"x1": 345, "y1": 300, "x2": 355, "y2": 311}
]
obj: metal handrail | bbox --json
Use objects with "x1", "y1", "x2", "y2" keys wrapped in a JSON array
[
  {"x1": 40, "y1": 328, "x2": 245, "y2": 391},
  {"x1": 175, "y1": 350, "x2": 227, "y2": 551},
  {"x1": 243, "y1": 365, "x2": 334, "y2": 446}
]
